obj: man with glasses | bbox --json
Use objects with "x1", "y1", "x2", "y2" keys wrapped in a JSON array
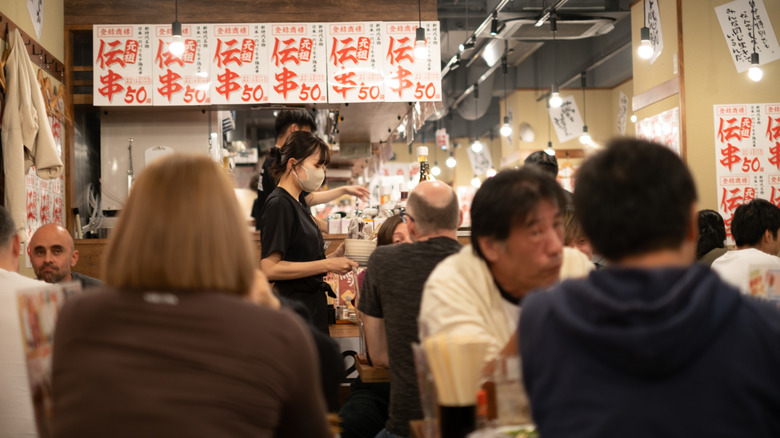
[
  {"x1": 418, "y1": 167, "x2": 592, "y2": 421},
  {"x1": 358, "y1": 180, "x2": 462, "y2": 438}
]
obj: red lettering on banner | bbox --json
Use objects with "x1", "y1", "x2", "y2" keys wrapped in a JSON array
[
  {"x1": 274, "y1": 67, "x2": 299, "y2": 99},
  {"x1": 240, "y1": 39, "x2": 256, "y2": 64},
  {"x1": 720, "y1": 187, "x2": 744, "y2": 214},
  {"x1": 389, "y1": 65, "x2": 413, "y2": 98},
  {"x1": 772, "y1": 187, "x2": 780, "y2": 208},
  {"x1": 154, "y1": 40, "x2": 184, "y2": 69},
  {"x1": 332, "y1": 71, "x2": 357, "y2": 98},
  {"x1": 214, "y1": 39, "x2": 242, "y2": 68},
  {"x1": 744, "y1": 187, "x2": 756, "y2": 202},
  {"x1": 719, "y1": 143, "x2": 742, "y2": 171},
  {"x1": 331, "y1": 37, "x2": 358, "y2": 66},
  {"x1": 299, "y1": 38, "x2": 313, "y2": 62},
  {"x1": 386, "y1": 36, "x2": 414, "y2": 66},
  {"x1": 717, "y1": 117, "x2": 747, "y2": 144},
  {"x1": 768, "y1": 117, "x2": 780, "y2": 142},
  {"x1": 356, "y1": 36, "x2": 370, "y2": 61},
  {"x1": 98, "y1": 69, "x2": 125, "y2": 102},
  {"x1": 157, "y1": 69, "x2": 183, "y2": 102},
  {"x1": 216, "y1": 68, "x2": 241, "y2": 100},
  {"x1": 123, "y1": 40, "x2": 139, "y2": 64},
  {"x1": 272, "y1": 38, "x2": 300, "y2": 67},
  {"x1": 740, "y1": 117, "x2": 752, "y2": 139},
  {"x1": 96, "y1": 40, "x2": 126, "y2": 69},
  {"x1": 181, "y1": 39, "x2": 197, "y2": 64}
]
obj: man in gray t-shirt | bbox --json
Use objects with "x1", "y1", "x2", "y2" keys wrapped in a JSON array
[{"x1": 358, "y1": 181, "x2": 461, "y2": 438}]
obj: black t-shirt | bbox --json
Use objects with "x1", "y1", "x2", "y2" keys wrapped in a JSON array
[
  {"x1": 358, "y1": 237, "x2": 462, "y2": 436},
  {"x1": 261, "y1": 187, "x2": 325, "y2": 294},
  {"x1": 251, "y1": 156, "x2": 278, "y2": 228}
]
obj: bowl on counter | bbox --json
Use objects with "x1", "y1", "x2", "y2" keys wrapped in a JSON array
[{"x1": 344, "y1": 239, "x2": 377, "y2": 266}]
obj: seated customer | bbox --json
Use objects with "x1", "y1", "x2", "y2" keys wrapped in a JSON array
[
  {"x1": 710, "y1": 199, "x2": 780, "y2": 293},
  {"x1": 52, "y1": 154, "x2": 330, "y2": 438},
  {"x1": 359, "y1": 180, "x2": 462, "y2": 438},
  {"x1": 696, "y1": 209, "x2": 728, "y2": 266},
  {"x1": 28, "y1": 223, "x2": 102, "y2": 288},
  {"x1": 419, "y1": 166, "x2": 593, "y2": 364},
  {"x1": 520, "y1": 138, "x2": 780, "y2": 438}
]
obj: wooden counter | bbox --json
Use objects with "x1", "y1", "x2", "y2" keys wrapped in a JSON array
[{"x1": 73, "y1": 232, "x2": 348, "y2": 281}]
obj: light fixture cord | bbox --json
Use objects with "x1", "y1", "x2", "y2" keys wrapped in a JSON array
[
  {"x1": 503, "y1": 40, "x2": 509, "y2": 117},
  {"x1": 751, "y1": 2, "x2": 756, "y2": 55},
  {"x1": 643, "y1": 0, "x2": 647, "y2": 28},
  {"x1": 418, "y1": 0, "x2": 422, "y2": 26},
  {"x1": 175, "y1": 0, "x2": 178, "y2": 21},
  {"x1": 581, "y1": 72, "x2": 587, "y2": 124},
  {"x1": 552, "y1": 13, "x2": 557, "y2": 88}
]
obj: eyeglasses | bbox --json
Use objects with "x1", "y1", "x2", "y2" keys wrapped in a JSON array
[{"x1": 400, "y1": 210, "x2": 415, "y2": 224}]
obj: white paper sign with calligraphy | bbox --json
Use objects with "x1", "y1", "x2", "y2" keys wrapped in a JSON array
[
  {"x1": 466, "y1": 145, "x2": 494, "y2": 176},
  {"x1": 209, "y1": 24, "x2": 269, "y2": 105},
  {"x1": 268, "y1": 23, "x2": 327, "y2": 104},
  {"x1": 636, "y1": 107, "x2": 680, "y2": 155},
  {"x1": 715, "y1": 0, "x2": 780, "y2": 74},
  {"x1": 714, "y1": 103, "x2": 780, "y2": 243},
  {"x1": 644, "y1": 0, "x2": 664, "y2": 65},
  {"x1": 548, "y1": 96, "x2": 584, "y2": 143},
  {"x1": 94, "y1": 25, "x2": 154, "y2": 106},
  {"x1": 152, "y1": 24, "x2": 210, "y2": 106},
  {"x1": 617, "y1": 91, "x2": 628, "y2": 135},
  {"x1": 326, "y1": 22, "x2": 385, "y2": 103},
  {"x1": 383, "y1": 21, "x2": 442, "y2": 102}
]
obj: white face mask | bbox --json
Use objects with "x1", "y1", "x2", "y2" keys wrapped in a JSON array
[{"x1": 294, "y1": 163, "x2": 325, "y2": 192}]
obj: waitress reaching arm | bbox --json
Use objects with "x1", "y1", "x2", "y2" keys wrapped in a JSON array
[{"x1": 261, "y1": 131, "x2": 358, "y2": 333}]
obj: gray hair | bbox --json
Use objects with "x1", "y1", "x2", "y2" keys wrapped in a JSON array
[
  {"x1": 0, "y1": 206, "x2": 17, "y2": 250},
  {"x1": 407, "y1": 189, "x2": 459, "y2": 235}
]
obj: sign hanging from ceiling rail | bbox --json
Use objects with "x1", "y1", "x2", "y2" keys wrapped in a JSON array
[{"x1": 92, "y1": 21, "x2": 441, "y2": 106}]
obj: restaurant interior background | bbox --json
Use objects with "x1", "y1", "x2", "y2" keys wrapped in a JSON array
[{"x1": 1, "y1": 0, "x2": 780, "y2": 278}]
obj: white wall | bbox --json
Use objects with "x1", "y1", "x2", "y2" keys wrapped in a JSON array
[{"x1": 100, "y1": 110, "x2": 220, "y2": 210}]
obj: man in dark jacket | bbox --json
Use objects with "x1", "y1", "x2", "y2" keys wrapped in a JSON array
[{"x1": 519, "y1": 138, "x2": 780, "y2": 438}]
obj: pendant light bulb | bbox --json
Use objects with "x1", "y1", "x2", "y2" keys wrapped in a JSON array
[
  {"x1": 432, "y1": 162, "x2": 442, "y2": 176},
  {"x1": 579, "y1": 125, "x2": 592, "y2": 145},
  {"x1": 549, "y1": 84, "x2": 563, "y2": 108},
  {"x1": 638, "y1": 27, "x2": 653, "y2": 60},
  {"x1": 471, "y1": 139, "x2": 483, "y2": 153},
  {"x1": 500, "y1": 116, "x2": 512, "y2": 137},
  {"x1": 414, "y1": 27, "x2": 428, "y2": 60},
  {"x1": 471, "y1": 175, "x2": 481, "y2": 188},
  {"x1": 170, "y1": 20, "x2": 185, "y2": 57},
  {"x1": 486, "y1": 167, "x2": 497, "y2": 177},
  {"x1": 749, "y1": 52, "x2": 763, "y2": 82},
  {"x1": 446, "y1": 155, "x2": 457, "y2": 168},
  {"x1": 545, "y1": 141, "x2": 556, "y2": 156}
]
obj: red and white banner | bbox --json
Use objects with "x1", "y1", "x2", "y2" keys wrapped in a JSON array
[
  {"x1": 152, "y1": 24, "x2": 210, "y2": 106},
  {"x1": 383, "y1": 21, "x2": 441, "y2": 102},
  {"x1": 93, "y1": 25, "x2": 153, "y2": 106},
  {"x1": 268, "y1": 23, "x2": 327, "y2": 104},
  {"x1": 714, "y1": 103, "x2": 780, "y2": 243},
  {"x1": 209, "y1": 24, "x2": 269, "y2": 105},
  {"x1": 326, "y1": 22, "x2": 384, "y2": 103}
]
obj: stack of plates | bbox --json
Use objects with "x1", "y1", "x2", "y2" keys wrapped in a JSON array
[{"x1": 344, "y1": 239, "x2": 377, "y2": 266}]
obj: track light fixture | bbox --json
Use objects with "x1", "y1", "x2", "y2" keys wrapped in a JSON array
[{"x1": 490, "y1": 11, "x2": 499, "y2": 36}]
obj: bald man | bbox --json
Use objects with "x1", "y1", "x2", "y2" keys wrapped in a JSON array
[
  {"x1": 28, "y1": 223, "x2": 102, "y2": 288},
  {"x1": 357, "y1": 181, "x2": 462, "y2": 438}
]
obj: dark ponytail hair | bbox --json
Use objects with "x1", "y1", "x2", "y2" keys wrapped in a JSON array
[
  {"x1": 696, "y1": 209, "x2": 726, "y2": 259},
  {"x1": 269, "y1": 131, "x2": 331, "y2": 183}
]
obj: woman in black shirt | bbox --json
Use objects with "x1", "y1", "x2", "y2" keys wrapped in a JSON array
[{"x1": 261, "y1": 131, "x2": 358, "y2": 333}]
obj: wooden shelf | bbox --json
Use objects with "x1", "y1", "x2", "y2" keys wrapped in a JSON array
[
  {"x1": 73, "y1": 94, "x2": 93, "y2": 105},
  {"x1": 72, "y1": 66, "x2": 93, "y2": 72}
]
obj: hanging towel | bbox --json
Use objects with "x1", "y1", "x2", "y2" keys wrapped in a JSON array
[{"x1": 1, "y1": 29, "x2": 63, "y2": 240}]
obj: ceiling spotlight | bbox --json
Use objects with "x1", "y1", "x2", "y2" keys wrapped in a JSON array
[
  {"x1": 459, "y1": 38, "x2": 475, "y2": 53},
  {"x1": 500, "y1": 116, "x2": 513, "y2": 137},
  {"x1": 471, "y1": 139, "x2": 483, "y2": 153},
  {"x1": 579, "y1": 125, "x2": 592, "y2": 145},
  {"x1": 446, "y1": 155, "x2": 457, "y2": 168},
  {"x1": 490, "y1": 12, "x2": 499, "y2": 36},
  {"x1": 549, "y1": 83, "x2": 562, "y2": 108},
  {"x1": 638, "y1": 27, "x2": 653, "y2": 59},
  {"x1": 450, "y1": 55, "x2": 461, "y2": 71},
  {"x1": 414, "y1": 27, "x2": 428, "y2": 60}
]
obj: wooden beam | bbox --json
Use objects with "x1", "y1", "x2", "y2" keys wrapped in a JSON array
[
  {"x1": 0, "y1": 11, "x2": 66, "y2": 82},
  {"x1": 631, "y1": 76, "x2": 680, "y2": 112}
]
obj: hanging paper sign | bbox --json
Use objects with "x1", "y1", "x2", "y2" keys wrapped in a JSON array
[
  {"x1": 151, "y1": 24, "x2": 210, "y2": 105},
  {"x1": 268, "y1": 23, "x2": 327, "y2": 103},
  {"x1": 209, "y1": 24, "x2": 269, "y2": 105},
  {"x1": 466, "y1": 144, "x2": 494, "y2": 176},
  {"x1": 636, "y1": 107, "x2": 680, "y2": 155},
  {"x1": 715, "y1": 0, "x2": 780, "y2": 74},
  {"x1": 617, "y1": 91, "x2": 628, "y2": 135},
  {"x1": 644, "y1": 0, "x2": 664, "y2": 65},
  {"x1": 548, "y1": 96, "x2": 584, "y2": 143},
  {"x1": 714, "y1": 103, "x2": 780, "y2": 243},
  {"x1": 383, "y1": 21, "x2": 442, "y2": 102},
  {"x1": 326, "y1": 22, "x2": 385, "y2": 103},
  {"x1": 93, "y1": 25, "x2": 153, "y2": 106}
]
